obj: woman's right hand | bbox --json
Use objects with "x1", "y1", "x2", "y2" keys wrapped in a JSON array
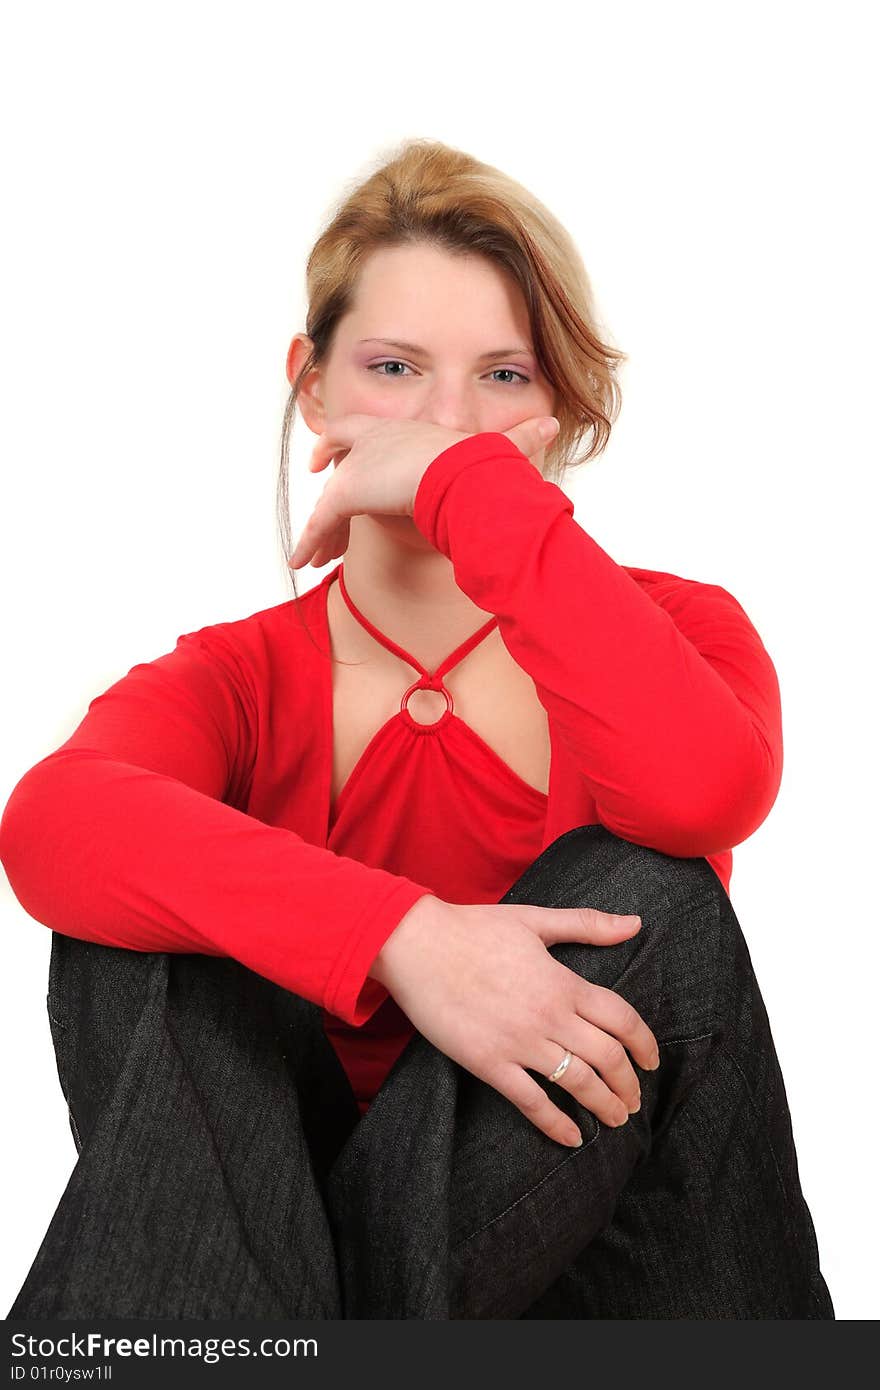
[{"x1": 370, "y1": 894, "x2": 661, "y2": 1149}]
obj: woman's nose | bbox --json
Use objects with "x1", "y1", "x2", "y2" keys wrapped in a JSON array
[{"x1": 414, "y1": 405, "x2": 482, "y2": 437}]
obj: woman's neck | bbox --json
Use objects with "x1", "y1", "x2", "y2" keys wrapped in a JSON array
[{"x1": 335, "y1": 514, "x2": 496, "y2": 663}]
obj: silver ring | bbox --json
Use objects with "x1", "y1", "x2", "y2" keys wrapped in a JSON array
[{"x1": 547, "y1": 1049, "x2": 573, "y2": 1082}]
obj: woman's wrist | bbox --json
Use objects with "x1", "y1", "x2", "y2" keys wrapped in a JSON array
[{"x1": 369, "y1": 893, "x2": 451, "y2": 989}]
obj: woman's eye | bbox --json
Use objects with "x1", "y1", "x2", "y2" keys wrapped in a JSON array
[
  {"x1": 367, "y1": 361, "x2": 530, "y2": 385},
  {"x1": 489, "y1": 368, "x2": 531, "y2": 385},
  {"x1": 368, "y1": 360, "x2": 412, "y2": 378}
]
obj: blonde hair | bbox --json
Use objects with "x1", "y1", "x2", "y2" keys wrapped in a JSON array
[{"x1": 279, "y1": 137, "x2": 626, "y2": 614}]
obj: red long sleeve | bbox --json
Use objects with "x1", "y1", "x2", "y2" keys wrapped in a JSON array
[
  {"x1": 412, "y1": 432, "x2": 783, "y2": 858},
  {"x1": 0, "y1": 626, "x2": 432, "y2": 1027}
]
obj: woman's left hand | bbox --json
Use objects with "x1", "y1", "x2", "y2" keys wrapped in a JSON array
[{"x1": 288, "y1": 413, "x2": 559, "y2": 570}]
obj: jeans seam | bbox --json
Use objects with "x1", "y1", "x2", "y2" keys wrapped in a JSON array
[
  {"x1": 656, "y1": 1031, "x2": 716, "y2": 1046},
  {"x1": 46, "y1": 994, "x2": 80, "y2": 1147},
  {"x1": 452, "y1": 1124, "x2": 601, "y2": 1253},
  {"x1": 68, "y1": 1103, "x2": 83, "y2": 1152},
  {"x1": 47, "y1": 999, "x2": 68, "y2": 1031}
]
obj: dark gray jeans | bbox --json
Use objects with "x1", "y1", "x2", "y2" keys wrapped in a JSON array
[{"x1": 8, "y1": 825, "x2": 835, "y2": 1319}]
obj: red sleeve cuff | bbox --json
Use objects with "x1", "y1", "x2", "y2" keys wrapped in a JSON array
[
  {"x1": 413, "y1": 432, "x2": 569, "y2": 557},
  {"x1": 324, "y1": 880, "x2": 434, "y2": 1027}
]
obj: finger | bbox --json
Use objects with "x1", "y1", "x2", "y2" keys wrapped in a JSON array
[
  {"x1": 288, "y1": 515, "x2": 318, "y2": 570},
  {"x1": 503, "y1": 415, "x2": 560, "y2": 460},
  {"x1": 491, "y1": 1062, "x2": 585, "y2": 1149},
  {"x1": 289, "y1": 470, "x2": 348, "y2": 568},
  {"x1": 289, "y1": 504, "x2": 334, "y2": 570},
  {"x1": 518, "y1": 903, "x2": 642, "y2": 946},
  {"x1": 307, "y1": 413, "x2": 381, "y2": 472},
  {"x1": 535, "y1": 1042, "x2": 632, "y2": 1129},
  {"x1": 547, "y1": 1020, "x2": 642, "y2": 1116},
  {"x1": 294, "y1": 510, "x2": 352, "y2": 570},
  {"x1": 309, "y1": 444, "x2": 348, "y2": 474},
  {"x1": 574, "y1": 979, "x2": 660, "y2": 1070},
  {"x1": 308, "y1": 518, "x2": 351, "y2": 568}
]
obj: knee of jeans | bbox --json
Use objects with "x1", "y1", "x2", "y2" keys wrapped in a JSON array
[{"x1": 530, "y1": 824, "x2": 731, "y2": 1042}]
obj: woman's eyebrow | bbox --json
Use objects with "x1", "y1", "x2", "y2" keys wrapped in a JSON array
[{"x1": 357, "y1": 337, "x2": 535, "y2": 361}]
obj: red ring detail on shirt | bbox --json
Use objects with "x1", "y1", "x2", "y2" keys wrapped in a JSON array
[{"x1": 400, "y1": 676, "x2": 454, "y2": 721}]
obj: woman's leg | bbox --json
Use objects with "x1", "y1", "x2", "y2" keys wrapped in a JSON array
[
  {"x1": 325, "y1": 824, "x2": 835, "y2": 1320},
  {"x1": 8, "y1": 933, "x2": 361, "y2": 1318}
]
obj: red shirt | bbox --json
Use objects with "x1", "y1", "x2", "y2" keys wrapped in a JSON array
[{"x1": 0, "y1": 432, "x2": 784, "y2": 1115}]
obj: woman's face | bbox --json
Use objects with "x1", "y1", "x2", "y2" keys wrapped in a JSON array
[{"x1": 290, "y1": 242, "x2": 558, "y2": 466}]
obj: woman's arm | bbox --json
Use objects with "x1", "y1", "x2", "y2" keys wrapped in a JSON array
[
  {"x1": 412, "y1": 432, "x2": 783, "y2": 859},
  {"x1": 0, "y1": 627, "x2": 433, "y2": 1027}
]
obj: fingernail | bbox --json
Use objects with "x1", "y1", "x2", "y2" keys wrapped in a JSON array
[{"x1": 539, "y1": 416, "x2": 560, "y2": 441}]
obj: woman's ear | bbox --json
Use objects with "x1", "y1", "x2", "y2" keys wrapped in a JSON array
[{"x1": 286, "y1": 333, "x2": 325, "y2": 433}]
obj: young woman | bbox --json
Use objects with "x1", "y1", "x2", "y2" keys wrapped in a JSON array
[{"x1": 0, "y1": 138, "x2": 834, "y2": 1319}]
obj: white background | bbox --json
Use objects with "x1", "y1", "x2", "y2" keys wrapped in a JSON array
[{"x1": 1, "y1": 0, "x2": 876, "y2": 1320}]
